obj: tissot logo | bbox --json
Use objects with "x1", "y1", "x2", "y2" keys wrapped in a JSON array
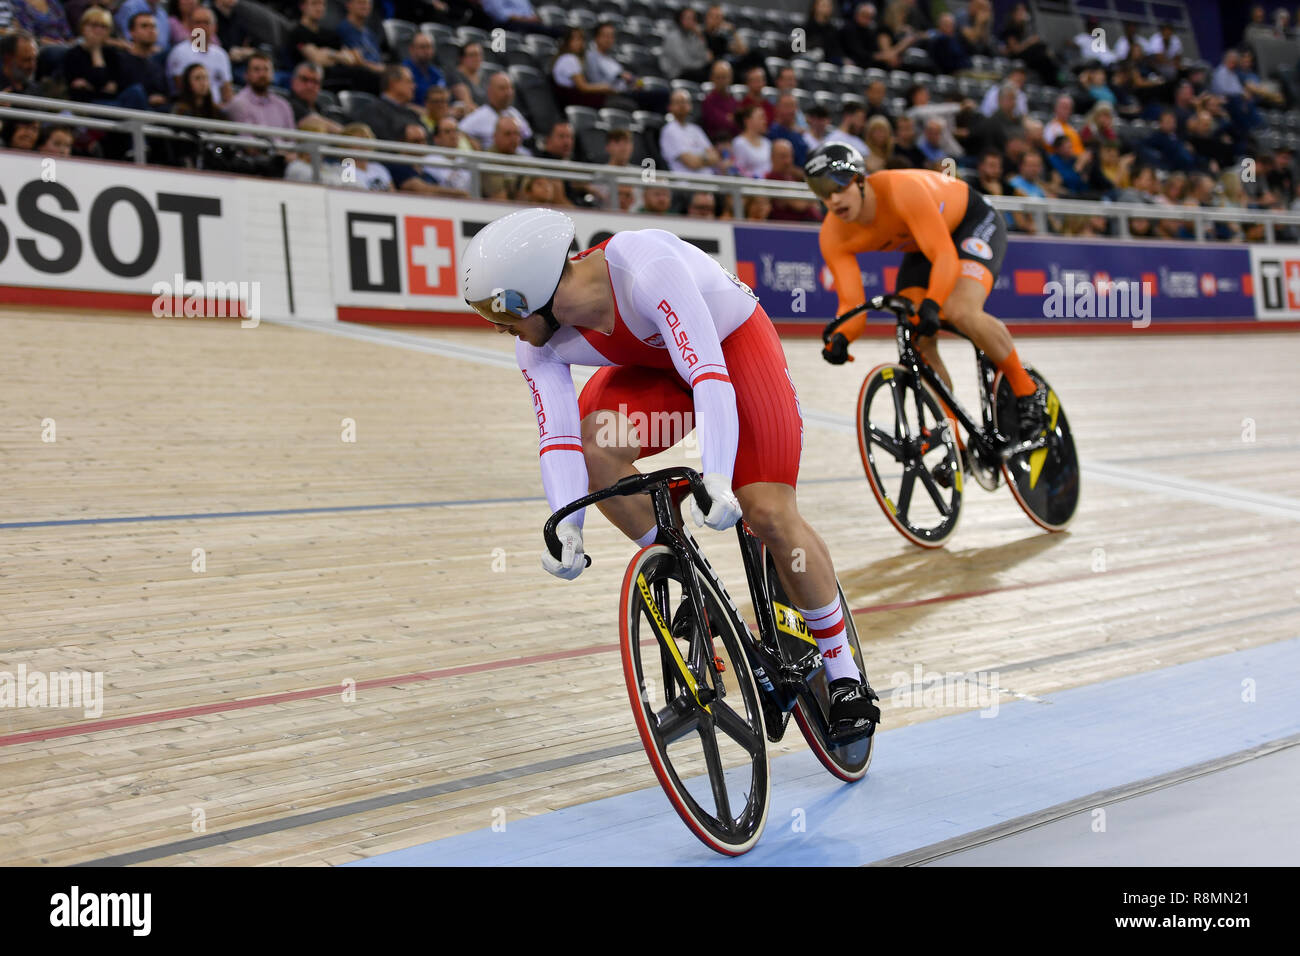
[
  {"x1": 0, "y1": 180, "x2": 221, "y2": 278},
  {"x1": 1258, "y1": 258, "x2": 1300, "y2": 311},
  {"x1": 346, "y1": 212, "x2": 400, "y2": 292}
]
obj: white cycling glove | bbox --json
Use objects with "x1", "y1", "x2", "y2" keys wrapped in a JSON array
[
  {"x1": 688, "y1": 473, "x2": 743, "y2": 531},
  {"x1": 542, "y1": 521, "x2": 585, "y2": 580}
]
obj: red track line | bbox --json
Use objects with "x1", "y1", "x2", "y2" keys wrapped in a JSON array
[
  {"x1": 0, "y1": 542, "x2": 1260, "y2": 749},
  {"x1": 0, "y1": 641, "x2": 618, "y2": 748}
]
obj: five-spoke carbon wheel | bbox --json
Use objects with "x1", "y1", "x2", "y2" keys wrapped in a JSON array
[{"x1": 619, "y1": 544, "x2": 770, "y2": 855}]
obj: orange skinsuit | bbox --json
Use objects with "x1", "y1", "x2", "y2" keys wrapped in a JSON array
[{"x1": 819, "y1": 169, "x2": 975, "y2": 342}]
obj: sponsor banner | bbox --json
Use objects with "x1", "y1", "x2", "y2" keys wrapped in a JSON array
[
  {"x1": 0, "y1": 152, "x2": 245, "y2": 298},
  {"x1": 326, "y1": 193, "x2": 736, "y2": 316},
  {"x1": 734, "y1": 226, "x2": 1257, "y2": 326},
  {"x1": 1248, "y1": 245, "x2": 1300, "y2": 320}
]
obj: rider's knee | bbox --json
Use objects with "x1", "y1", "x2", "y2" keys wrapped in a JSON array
[
  {"x1": 581, "y1": 411, "x2": 640, "y2": 472},
  {"x1": 942, "y1": 302, "x2": 978, "y2": 329},
  {"x1": 741, "y1": 495, "x2": 793, "y2": 543}
]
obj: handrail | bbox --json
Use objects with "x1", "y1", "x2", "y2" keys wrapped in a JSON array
[{"x1": 3, "y1": 90, "x2": 1298, "y2": 240}]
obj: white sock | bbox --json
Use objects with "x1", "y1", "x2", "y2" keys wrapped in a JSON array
[
  {"x1": 798, "y1": 596, "x2": 858, "y2": 683},
  {"x1": 634, "y1": 526, "x2": 658, "y2": 548}
]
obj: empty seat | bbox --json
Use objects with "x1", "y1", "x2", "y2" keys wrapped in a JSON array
[
  {"x1": 382, "y1": 18, "x2": 416, "y2": 59},
  {"x1": 537, "y1": 6, "x2": 567, "y2": 28},
  {"x1": 338, "y1": 90, "x2": 381, "y2": 122},
  {"x1": 457, "y1": 25, "x2": 490, "y2": 48},
  {"x1": 638, "y1": 76, "x2": 671, "y2": 96},
  {"x1": 599, "y1": 107, "x2": 634, "y2": 128},
  {"x1": 421, "y1": 21, "x2": 455, "y2": 46},
  {"x1": 765, "y1": 56, "x2": 790, "y2": 78},
  {"x1": 901, "y1": 46, "x2": 935, "y2": 71},
  {"x1": 565, "y1": 105, "x2": 600, "y2": 132},
  {"x1": 633, "y1": 108, "x2": 666, "y2": 130}
]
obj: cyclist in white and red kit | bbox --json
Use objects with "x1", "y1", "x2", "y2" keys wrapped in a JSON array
[{"x1": 462, "y1": 208, "x2": 879, "y2": 742}]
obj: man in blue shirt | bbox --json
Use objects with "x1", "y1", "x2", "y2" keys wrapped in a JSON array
[
  {"x1": 482, "y1": 0, "x2": 561, "y2": 37},
  {"x1": 1141, "y1": 109, "x2": 1199, "y2": 172},
  {"x1": 767, "y1": 94, "x2": 808, "y2": 167},
  {"x1": 403, "y1": 30, "x2": 444, "y2": 106},
  {"x1": 115, "y1": 0, "x2": 171, "y2": 57},
  {"x1": 337, "y1": 0, "x2": 386, "y2": 72}
]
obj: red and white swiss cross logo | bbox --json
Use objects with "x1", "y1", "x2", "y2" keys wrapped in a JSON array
[{"x1": 404, "y1": 217, "x2": 456, "y2": 295}]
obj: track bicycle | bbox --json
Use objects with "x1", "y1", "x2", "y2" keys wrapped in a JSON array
[
  {"x1": 836, "y1": 294, "x2": 1081, "y2": 547},
  {"x1": 543, "y1": 466, "x2": 878, "y2": 856}
]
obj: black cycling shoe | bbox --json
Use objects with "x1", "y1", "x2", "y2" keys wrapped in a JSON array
[
  {"x1": 1016, "y1": 383, "x2": 1049, "y2": 442},
  {"x1": 827, "y1": 677, "x2": 881, "y2": 744}
]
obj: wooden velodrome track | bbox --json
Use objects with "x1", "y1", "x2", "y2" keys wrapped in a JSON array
[{"x1": 1, "y1": 305, "x2": 1298, "y2": 866}]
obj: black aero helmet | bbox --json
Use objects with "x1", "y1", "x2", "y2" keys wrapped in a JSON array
[{"x1": 804, "y1": 142, "x2": 867, "y2": 200}]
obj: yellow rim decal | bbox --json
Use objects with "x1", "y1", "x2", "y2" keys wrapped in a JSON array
[
  {"x1": 1028, "y1": 391, "x2": 1057, "y2": 490},
  {"x1": 884, "y1": 496, "x2": 896, "y2": 515},
  {"x1": 773, "y1": 600, "x2": 814, "y2": 644},
  {"x1": 637, "y1": 573, "x2": 708, "y2": 713},
  {"x1": 881, "y1": 367, "x2": 894, "y2": 380},
  {"x1": 954, "y1": 468, "x2": 963, "y2": 493},
  {"x1": 773, "y1": 601, "x2": 856, "y2": 658}
]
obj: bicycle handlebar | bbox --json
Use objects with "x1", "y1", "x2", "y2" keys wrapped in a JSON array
[
  {"x1": 822, "y1": 295, "x2": 918, "y2": 343},
  {"x1": 543, "y1": 466, "x2": 713, "y2": 567}
]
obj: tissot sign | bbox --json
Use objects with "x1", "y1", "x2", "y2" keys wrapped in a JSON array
[
  {"x1": 1250, "y1": 247, "x2": 1300, "y2": 319},
  {"x1": 0, "y1": 153, "x2": 243, "y2": 292},
  {"x1": 327, "y1": 191, "x2": 735, "y2": 315}
]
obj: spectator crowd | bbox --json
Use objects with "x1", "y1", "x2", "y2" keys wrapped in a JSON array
[{"x1": 1, "y1": 0, "x2": 1299, "y2": 237}]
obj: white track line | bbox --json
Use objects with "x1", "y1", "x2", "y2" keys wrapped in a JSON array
[
  {"x1": 274, "y1": 319, "x2": 1300, "y2": 521},
  {"x1": 1082, "y1": 461, "x2": 1300, "y2": 521}
]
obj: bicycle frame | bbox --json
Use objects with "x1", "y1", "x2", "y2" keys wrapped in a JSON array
[
  {"x1": 544, "y1": 467, "x2": 801, "y2": 717},
  {"x1": 889, "y1": 316, "x2": 1003, "y2": 458}
]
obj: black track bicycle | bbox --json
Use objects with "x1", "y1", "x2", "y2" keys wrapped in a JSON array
[
  {"x1": 838, "y1": 294, "x2": 1080, "y2": 548},
  {"x1": 544, "y1": 467, "x2": 877, "y2": 856}
]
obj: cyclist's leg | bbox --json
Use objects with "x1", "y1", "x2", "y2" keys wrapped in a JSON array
[
  {"x1": 940, "y1": 275, "x2": 1013, "y2": 363},
  {"x1": 896, "y1": 254, "x2": 957, "y2": 393},
  {"x1": 898, "y1": 284, "x2": 955, "y2": 392},
  {"x1": 723, "y1": 307, "x2": 862, "y2": 688},
  {"x1": 940, "y1": 276, "x2": 1037, "y2": 398},
  {"x1": 735, "y1": 480, "x2": 837, "y2": 609},
  {"x1": 896, "y1": 281, "x2": 963, "y2": 447},
  {"x1": 939, "y1": 194, "x2": 1038, "y2": 399},
  {"x1": 578, "y1": 366, "x2": 693, "y2": 543}
]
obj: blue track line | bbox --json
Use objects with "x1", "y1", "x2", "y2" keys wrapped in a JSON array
[
  {"x1": 0, "y1": 476, "x2": 862, "y2": 530},
  {"x1": 0, "y1": 495, "x2": 543, "y2": 530}
]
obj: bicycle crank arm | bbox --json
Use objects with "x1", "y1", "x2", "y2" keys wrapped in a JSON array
[{"x1": 1000, "y1": 436, "x2": 1048, "y2": 460}]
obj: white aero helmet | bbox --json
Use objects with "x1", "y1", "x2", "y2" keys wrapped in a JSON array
[{"x1": 462, "y1": 207, "x2": 576, "y2": 329}]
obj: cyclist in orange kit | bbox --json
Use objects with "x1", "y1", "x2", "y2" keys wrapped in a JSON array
[{"x1": 806, "y1": 143, "x2": 1048, "y2": 484}]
